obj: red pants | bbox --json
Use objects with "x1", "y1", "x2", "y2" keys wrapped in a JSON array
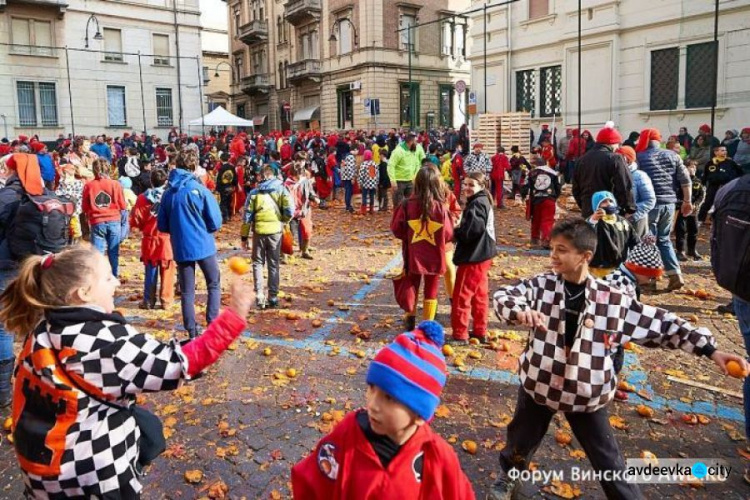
[
  {"x1": 491, "y1": 178, "x2": 504, "y2": 207},
  {"x1": 451, "y1": 259, "x2": 493, "y2": 339},
  {"x1": 531, "y1": 199, "x2": 556, "y2": 242},
  {"x1": 409, "y1": 273, "x2": 440, "y2": 301}
]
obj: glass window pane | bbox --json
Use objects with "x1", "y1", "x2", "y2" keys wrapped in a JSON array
[
  {"x1": 516, "y1": 70, "x2": 536, "y2": 117},
  {"x1": 539, "y1": 65, "x2": 561, "y2": 117},
  {"x1": 529, "y1": 0, "x2": 549, "y2": 19},
  {"x1": 156, "y1": 88, "x2": 173, "y2": 126},
  {"x1": 107, "y1": 86, "x2": 126, "y2": 126},
  {"x1": 339, "y1": 20, "x2": 352, "y2": 55},
  {"x1": 455, "y1": 24, "x2": 465, "y2": 57},
  {"x1": 39, "y1": 82, "x2": 57, "y2": 126},
  {"x1": 17, "y1": 81, "x2": 36, "y2": 127}
]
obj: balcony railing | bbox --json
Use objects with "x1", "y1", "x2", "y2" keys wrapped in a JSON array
[
  {"x1": 284, "y1": 0, "x2": 321, "y2": 25},
  {"x1": 287, "y1": 59, "x2": 322, "y2": 83},
  {"x1": 240, "y1": 73, "x2": 271, "y2": 94},
  {"x1": 238, "y1": 19, "x2": 268, "y2": 45}
]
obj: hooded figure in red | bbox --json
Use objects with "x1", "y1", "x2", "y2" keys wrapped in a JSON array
[{"x1": 229, "y1": 134, "x2": 246, "y2": 161}]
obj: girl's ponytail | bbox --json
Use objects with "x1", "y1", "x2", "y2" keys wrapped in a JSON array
[{"x1": 0, "y1": 245, "x2": 98, "y2": 335}]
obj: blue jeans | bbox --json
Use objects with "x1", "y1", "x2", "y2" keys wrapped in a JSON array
[
  {"x1": 648, "y1": 204, "x2": 680, "y2": 275},
  {"x1": 735, "y1": 296, "x2": 750, "y2": 440},
  {"x1": 362, "y1": 188, "x2": 375, "y2": 208},
  {"x1": 177, "y1": 255, "x2": 221, "y2": 338},
  {"x1": 120, "y1": 210, "x2": 130, "y2": 241},
  {"x1": 90, "y1": 221, "x2": 122, "y2": 277},
  {"x1": 343, "y1": 180, "x2": 353, "y2": 210}
]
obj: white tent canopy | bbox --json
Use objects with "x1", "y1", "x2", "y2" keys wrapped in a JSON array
[{"x1": 188, "y1": 106, "x2": 254, "y2": 128}]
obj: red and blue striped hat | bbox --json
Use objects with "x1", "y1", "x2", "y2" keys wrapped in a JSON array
[{"x1": 366, "y1": 320, "x2": 447, "y2": 421}]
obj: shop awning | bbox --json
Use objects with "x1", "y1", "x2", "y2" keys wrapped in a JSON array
[
  {"x1": 292, "y1": 106, "x2": 320, "y2": 122},
  {"x1": 252, "y1": 115, "x2": 267, "y2": 126}
]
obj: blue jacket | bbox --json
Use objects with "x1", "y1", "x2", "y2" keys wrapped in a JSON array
[
  {"x1": 90, "y1": 143, "x2": 112, "y2": 162},
  {"x1": 628, "y1": 164, "x2": 656, "y2": 223},
  {"x1": 636, "y1": 146, "x2": 689, "y2": 205},
  {"x1": 158, "y1": 168, "x2": 222, "y2": 262},
  {"x1": 37, "y1": 153, "x2": 56, "y2": 183}
]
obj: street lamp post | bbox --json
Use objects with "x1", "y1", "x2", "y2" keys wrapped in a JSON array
[
  {"x1": 214, "y1": 60, "x2": 238, "y2": 114},
  {"x1": 84, "y1": 14, "x2": 103, "y2": 49}
]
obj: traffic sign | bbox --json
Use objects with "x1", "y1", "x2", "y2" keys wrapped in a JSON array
[
  {"x1": 283, "y1": 102, "x2": 291, "y2": 112},
  {"x1": 468, "y1": 91, "x2": 477, "y2": 105},
  {"x1": 455, "y1": 80, "x2": 467, "y2": 94},
  {"x1": 363, "y1": 98, "x2": 371, "y2": 107}
]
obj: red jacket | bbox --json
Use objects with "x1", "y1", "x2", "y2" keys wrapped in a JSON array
[
  {"x1": 490, "y1": 153, "x2": 510, "y2": 182},
  {"x1": 391, "y1": 197, "x2": 454, "y2": 275},
  {"x1": 129, "y1": 193, "x2": 173, "y2": 264},
  {"x1": 280, "y1": 143, "x2": 293, "y2": 162},
  {"x1": 566, "y1": 131, "x2": 587, "y2": 161},
  {"x1": 82, "y1": 177, "x2": 127, "y2": 225},
  {"x1": 229, "y1": 138, "x2": 246, "y2": 160},
  {"x1": 291, "y1": 410, "x2": 475, "y2": 500}
]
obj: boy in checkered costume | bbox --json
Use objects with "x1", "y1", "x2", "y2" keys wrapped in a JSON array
[
  {"x1": 489, "y1": 218, "x2": 747, "y2": 500},
  {"x1": 0, "y1": 245, "x2": 252, "y2": 499}
]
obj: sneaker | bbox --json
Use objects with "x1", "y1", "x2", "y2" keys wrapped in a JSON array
[
  {"x1": 256, "y1": 297, "x2": 266, "y2": 310},
  {"x1": 404, "y1": 315, "x2": 416, "y2": 331},
  {"x1": 689, "y1": 250, "x2": 703, "y2": 260},
  {"x1": 267, "y1": 297, "x2": 280, "y2": 309},
  {"x1": 301, "y1": 252, "x2": 314, "y2": 260},
  {"x1": 488, "y1": 468, "x2": 520, "y2": 500},
  {"x1": 677, "y1": 251, "x2": 688, "y2": 262},
  {"x1": 138, "y1": 301, "x2": 152, "y2": 310}
]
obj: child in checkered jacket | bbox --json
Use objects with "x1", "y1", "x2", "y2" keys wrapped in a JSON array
[
  {"x1": 488, "y1": 218, "x2": 747, "y2": 500},
  {"x1": 0, "y1": 245, "x2": 252, "y2": 499}
]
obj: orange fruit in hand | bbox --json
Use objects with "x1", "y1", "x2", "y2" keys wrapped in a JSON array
[
  {"x1": 228, "y1": 256, "x2": 250, "y2": 275},
  {"x1": 726, "y1": 360, "x2": 748, "y2": 379}
]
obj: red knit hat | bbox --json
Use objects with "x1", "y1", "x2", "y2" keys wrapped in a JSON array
[
  {"x1": 699, "y1": 124, "x2": 711, "y2": 134},
  {"x1": 596, "y1": 121, "x2": 622, "y2": 145},
  {"x1": 635, "y1": 128, "x2": 662, "y2": 152},
  {"x1": 617, "y1": 146, "x2": 636, "y2": 164},
  {"x1": 30, "y1": 142, "x2": 45, "y2": 152},
  {"x1": 18, "y1": 134, "x2": 29, "y2": 143}
]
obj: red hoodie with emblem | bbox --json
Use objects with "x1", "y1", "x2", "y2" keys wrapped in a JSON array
[
  {"x1": 82, "y1": 177, "x2": 127, "y2": 225},
  {"x1": 291, "y1": 410, "x2": 475, "y2": 500},
  {"x1": 391, "y1": 197, "x2": 454, "y2": 275}
]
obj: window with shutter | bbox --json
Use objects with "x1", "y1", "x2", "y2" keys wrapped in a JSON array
[
  {"x1": 103, "y1": 28, "x2": 123, "y2": 62},
  {"x1": 516, "y1": 70, "x2": 536, "y2": 117},
  {"x1": 649, "y1": 48, "x2": 679, "y2": 111},
  {"x1": 539, "y1": 65, "x2": 561, "y2": 117},
  {"x1": 153, "y1": 34, "x2": 170, "y2": 66},
  {"x1": 38, "y1": 82, "x2": 58, "y2": 126},
  {"x1": 529, "y1": 0, "x2": 549, "y2": 20},
  {"x1": 399, "y1": 14, "x2": 416, "y2": 52},
  {"x1": 17, "y1": 82, "x2": 36, "y2": 127},
  {"x1": 11, "y1": 18, "x2": 31, "y2": 55},
  {"x1": 685, "y1": 42, "x2": 717, "y2": 109}
]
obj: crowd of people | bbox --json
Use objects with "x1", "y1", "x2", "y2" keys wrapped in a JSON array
[{"x1": 0, "y1": 120, "x2": 748, "y2": 499}]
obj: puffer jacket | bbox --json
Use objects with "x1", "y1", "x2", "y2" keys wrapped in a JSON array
[
  {"x1": 240, "y1": 178, "x2": 294, "y2": 237},
  {"x1": 628, "y1": 163, "x2": 656, "y2": 223},
  {"x1": 636, "y1": 145, "x2": 690, "y2": 205}
]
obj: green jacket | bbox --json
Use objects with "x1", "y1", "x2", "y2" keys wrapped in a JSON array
[
  {"x1": 241, "y1": 178, "x2": 294, "y2": 237},
  {"x1": 387, "y1": 142, "x2": 425, "y2": 183}
]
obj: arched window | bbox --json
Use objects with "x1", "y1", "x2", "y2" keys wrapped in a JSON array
[{"x1": 277, "y1": 16, "x2": 283, "y2": 44}]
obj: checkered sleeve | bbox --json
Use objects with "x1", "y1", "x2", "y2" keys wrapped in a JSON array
[
  {"x1": 66, "y1": 326, "x2": 189, "y2": 398},
  {"x1": 622, "y1": 298, "x2": 716, "y2": 356},
  {"x1": 493, "y1": 279, "x2": 532, "y2": 323}
]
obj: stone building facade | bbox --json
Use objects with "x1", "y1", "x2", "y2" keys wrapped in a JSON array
[{"x1": 224, "y1": 0, "x2": 472, "y2": 132}]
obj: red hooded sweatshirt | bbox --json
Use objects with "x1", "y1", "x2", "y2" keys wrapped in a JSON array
[{"x1": 292, "y1": 410, "x2": 475, "y2": 500}]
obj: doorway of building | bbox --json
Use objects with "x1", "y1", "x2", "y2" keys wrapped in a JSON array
[{"x1": 337, "y1": 89, "x2": 353, "y2": 129}]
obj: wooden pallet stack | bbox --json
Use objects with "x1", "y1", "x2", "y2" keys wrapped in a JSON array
[
  {"x1": 474, "y1": 112, "x2": 531, "y2": 156},
  {"x1": 499, "y1": 112, "x2": 532, "y2": 156}
]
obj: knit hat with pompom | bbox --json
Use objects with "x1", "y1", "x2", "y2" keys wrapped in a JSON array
[{"x1": 366, "y1": 321, "x2": 447, "y2": 420}]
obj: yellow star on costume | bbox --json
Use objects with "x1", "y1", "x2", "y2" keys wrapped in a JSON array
[{"x1": 408, "y1": 217, "x2": 443, "y2": 246}]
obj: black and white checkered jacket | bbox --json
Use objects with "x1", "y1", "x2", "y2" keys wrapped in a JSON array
[
  {"x1": 493, "y1": 272, "x2": 716, "y2": 413},
  {"x1": 603, "y1": 266, "x2": 637, "y2": 300},
  {"x1": 463, "y1": 152, "x2": 491, "y2": 175},
  {"x1": 13, "y1": 306, "x2": 190, "y2": 498}
]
